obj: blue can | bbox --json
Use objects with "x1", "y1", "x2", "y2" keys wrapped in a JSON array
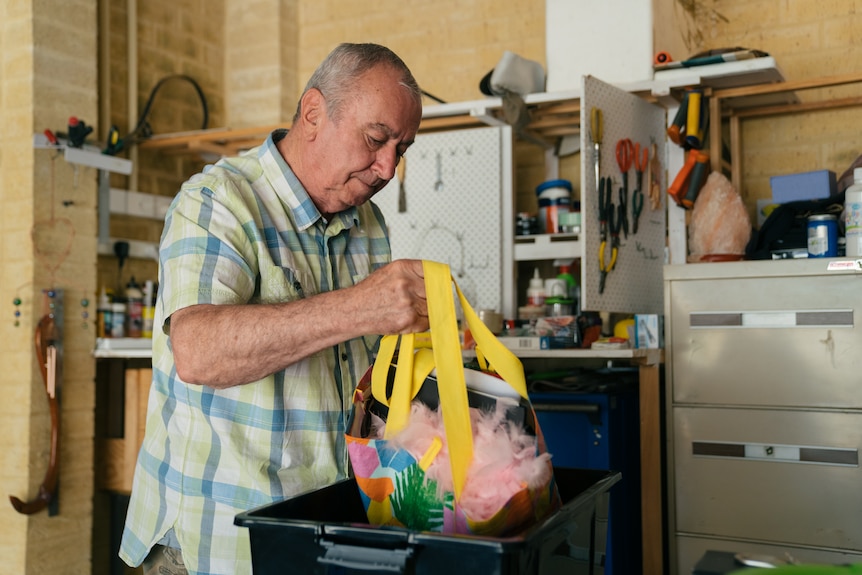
[{"x1": 807, "y1": 214, "x2": 838, "y2": 257}]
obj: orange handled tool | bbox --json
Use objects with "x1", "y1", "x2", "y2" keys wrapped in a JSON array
[
  {"x1": 682, "y1": 151, "x2": 710, "y2": 209},
  {"x1": 668, "y1": 149, "x2": 709, "y2": 208}
]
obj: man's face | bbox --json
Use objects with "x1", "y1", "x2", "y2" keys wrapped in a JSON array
[{"x1": 306, "y1": 65, "x2": 422, "y2": 218}]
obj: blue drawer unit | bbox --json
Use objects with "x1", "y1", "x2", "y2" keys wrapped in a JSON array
[{"x1": 530, "y1": 378, "x2": 641, "y2": 575}]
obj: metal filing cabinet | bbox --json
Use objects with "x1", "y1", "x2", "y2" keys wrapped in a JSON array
[{"x1": 664, "y1": 259, "x2": 862, "y2": 575}]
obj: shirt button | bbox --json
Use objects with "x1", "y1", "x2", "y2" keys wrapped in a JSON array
[{"x1": 341, "y1": 353, "x2": 348, "y2": 361}]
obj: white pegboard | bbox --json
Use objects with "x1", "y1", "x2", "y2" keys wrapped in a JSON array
[
  {"x1": 580, "y1": 76, "x2": 667, "y2": 314},
  {"x1": 374, "y1": 127, "x2": 513, "y2": 317}
]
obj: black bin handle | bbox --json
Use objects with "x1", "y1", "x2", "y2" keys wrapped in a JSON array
[{"x1": 318, "y1": 542, "x2": 411, "y2": 572}]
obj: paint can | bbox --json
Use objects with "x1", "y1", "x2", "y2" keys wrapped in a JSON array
[{"x1": 807, "y1": 214, "x2": 838, "y2": 257}]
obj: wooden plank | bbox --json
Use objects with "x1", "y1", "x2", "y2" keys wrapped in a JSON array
[
  {"x1": 123, "y1": 368, "x2": 140, "y2": 492},
  {"x1": 730, "y1": 115, "x2": 741, "y2": 192},
  {"x1": 712, "y1": 72, "x2": 862, "y2": 100},
  {"x1": 99, "y1": 439, "x2": 128, "y2": 493},
  {"x1": 637, "y1": 360, "x2": 664, "y2": 575},
  {"x1": 732, "y1": 95, "x2": 862, "y2": 119}
]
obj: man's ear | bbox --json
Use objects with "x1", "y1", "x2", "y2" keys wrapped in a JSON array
[{"x1": 298, "y1": 88, "x2": 325, "y2": 137}]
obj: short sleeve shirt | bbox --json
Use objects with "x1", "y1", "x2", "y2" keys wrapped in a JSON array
[{"x1": 120, "y1": 130, "x2": 391, "y2": 574}]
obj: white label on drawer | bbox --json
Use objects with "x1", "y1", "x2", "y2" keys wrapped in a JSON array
[
  {"x1": 690, "y1": 309, "x2": 854, "y2": 328},
  {"x1": 741, "y1": 311, "x2": 795, "y2": 327}
]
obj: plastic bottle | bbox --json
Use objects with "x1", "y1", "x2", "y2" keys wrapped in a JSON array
[
  {"x1": 142, "y1": 280, "x2": 155, "y2": 338},
  {"x1": 97, "y1": 287, "x2": 112, "y2": 338},
  {"x1": 126, "y1": 277, "x2": 144, "y2": 338},
  {"x1": 553, "y1": 260, "x2": 578, "y2": 316},
  {"x1": 111, "y1": 298, "x2": 127, "y2": 338},
  {"x1": 527, "y1": 268, "x2": 545, "y2": 306},
  {"x1": 844, "y1": 168, "x2": 862, "y2": 257}
]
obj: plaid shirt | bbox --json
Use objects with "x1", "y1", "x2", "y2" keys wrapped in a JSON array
[{"x1": 120, "y1": 130, "x2": 391, "y2": 574}]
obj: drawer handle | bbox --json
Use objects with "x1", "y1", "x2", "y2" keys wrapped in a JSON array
[
  {"x1": 689, "y1": 309, "x2": 854, "y2": 328},
  {"x1": 692, "y1": 441, "x2": 858, "y2": 467}
]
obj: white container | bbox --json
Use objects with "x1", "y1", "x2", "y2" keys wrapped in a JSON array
[
  {"x1": 111, "y1": 302, "x2": 127, "y2": 338},
  {"x1": 527, "y1": 268, "x2": 545, "y2": 306},
  {"x1": 844, "y1": 168, "x2": 862, "y2": 257},
  {"x1": 536, "y1": 179, "x2": 572, "y2": 234}
]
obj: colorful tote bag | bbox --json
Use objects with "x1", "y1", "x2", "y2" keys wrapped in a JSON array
[{"x1": 345, "y1": 260, "x2": 560, "y2": 536}]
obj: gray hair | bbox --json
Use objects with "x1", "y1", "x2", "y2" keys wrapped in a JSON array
[{"x1": 293, "y1": 43, "x2": 422, "y2": 123}]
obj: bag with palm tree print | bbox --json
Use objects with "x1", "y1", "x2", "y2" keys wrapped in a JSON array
[{"x1": 345, "y1": 260, "x2": 560, "y2": 536}]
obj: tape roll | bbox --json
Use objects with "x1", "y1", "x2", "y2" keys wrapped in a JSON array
[{"x1": 654, "y1": 51, "x2": 672, "y2": 65}]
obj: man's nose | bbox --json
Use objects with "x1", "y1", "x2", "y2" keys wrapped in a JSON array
[{"x1": 375, "y1": 146, "x2": 399, "y2": 180}]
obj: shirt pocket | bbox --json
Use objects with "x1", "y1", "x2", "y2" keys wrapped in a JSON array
[{"x1": 261, "y1": 265, "x2": 317, "y2": 304}]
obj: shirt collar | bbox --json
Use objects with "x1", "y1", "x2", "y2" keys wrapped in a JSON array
[{"x1": 259, "y1": 129, "x2": 359, "y2": 232}]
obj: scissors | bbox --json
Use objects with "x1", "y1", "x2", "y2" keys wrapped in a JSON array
[
  {"x1": 632, "y1": 143, "x2": 648, "y2": 234},
  {"x1": 598, "y1": 177, "x2": 620, "y2": 294},
  {"x1": 615, "y1": 139, "x2": 635, "y2": 238}
]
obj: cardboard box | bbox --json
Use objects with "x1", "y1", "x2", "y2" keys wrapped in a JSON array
[
  {"x1": 635, "y1": 314, "x2": 664, "y2": 349},
  {"x1": 770, "y1": 169, "x2": 836, "y2": 203},
  {"x1": 497, "y1": 335, "x2": 550, "y2": 351},
  {"x1": 534, "y1": 316, "x2": 580, "y2": 349}
]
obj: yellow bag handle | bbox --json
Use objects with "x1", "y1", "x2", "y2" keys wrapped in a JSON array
[{"x1": 372, "y1": 260, "x2": 527, "y2": 502}]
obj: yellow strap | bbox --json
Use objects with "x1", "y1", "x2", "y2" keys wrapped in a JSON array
[
  {"x1": 423, "y1": 260, "x2": 474, "y2": 501},
  {"x1": 385, "y1": 333, "x2": 415, "y2": 436},
  {"x1": 376, "y1": 260, "x2": 527, "y2": 502},
  {"x1": 373, "y1": 336, "x2": 436, "y2": 439},
  {"x1": 454, "y1": 279, "x2": 527, "y2": 399},
  {"x1": 418, "y1": 436, "x2": 443, "y2": 471}
]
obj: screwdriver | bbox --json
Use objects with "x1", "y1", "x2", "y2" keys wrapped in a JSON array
[{"x1": 590, "y1": 107, "x2": 603, "y2": 190}]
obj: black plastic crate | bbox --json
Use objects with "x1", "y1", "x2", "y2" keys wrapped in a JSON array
[{"x1": 235, "y1": 467, "x2": 620, "y2": 575}]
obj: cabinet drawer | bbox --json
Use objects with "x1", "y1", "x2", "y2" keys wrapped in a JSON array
[
  {"x1": 676, "y1": 536, "x2": 862, "y2": 575},
  {"x1": 673, "y1": 406, "x2": 862, "y2": 550},
  {"x1": 668, "y1": 273, "x2": 861, "y2": 408}
]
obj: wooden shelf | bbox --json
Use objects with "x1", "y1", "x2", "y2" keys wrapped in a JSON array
[
  {"x1": 137, "y1": 58, "x2": 793, "y2": 161},
  {"x1": 707, "y1": 72, "x2": 862, "y2": 189},
  {"x1": 138, "y1": 91, "x2": 585, "y2": 157}
]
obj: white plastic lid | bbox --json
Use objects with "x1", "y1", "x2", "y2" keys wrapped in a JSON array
[{"x1": 854, "y1": 167, "x2": 862, "y2": 182}]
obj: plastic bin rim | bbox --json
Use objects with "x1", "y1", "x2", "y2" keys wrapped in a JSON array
[{"x1": 234, "y1": 469, "x2": 621, "y2": 547}]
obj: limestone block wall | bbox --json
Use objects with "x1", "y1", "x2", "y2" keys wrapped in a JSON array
[
  {"x1": 688, "y1": 0, "x2": 862, "y2": 213},
  {"x1": 0, "y1": 1, "x2": 98, "y2": 574},
  {"x1": 4, "y1": 1, "x2": 861, "y2": 573}
]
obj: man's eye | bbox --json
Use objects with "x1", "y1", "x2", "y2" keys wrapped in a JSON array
[{"x1": 368, "y1": 136, "x2": 385, "y2": 147}]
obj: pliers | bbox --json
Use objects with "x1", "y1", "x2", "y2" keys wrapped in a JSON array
[
  {"x1": 598, "y1": 177, "x2": 620, "y2": 294},
  {"x1": 632, "y1": 143, "x2": 648, "y2": 234}
]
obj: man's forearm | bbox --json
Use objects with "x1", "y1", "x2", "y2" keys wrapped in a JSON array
[{"x1": 169, "y1": 292, "x2": 359, "y2": 388}]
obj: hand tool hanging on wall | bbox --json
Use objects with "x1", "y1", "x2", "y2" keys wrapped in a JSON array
[
  {"x1": 615, "y1": 138, "x2": 634, "y2": 238},
  {"x1": 102, "y1": 125, "x2": 124, "y2": 156},
  {"x1": 666, "y1": 87, "x2": 711, "y2": 209},
  {"x1": 590, "y1": 107, "x2": 603, "y2": 190},
  {"x1": 667, "y1": 88, "x2": 708, "y2": 149},
  {"x1": 9, "y1": 293, "x2": 63, "y2": 516},
  {"x1": 598, "y1": 177, "x2": 620, "y2": 294},
  {"x1": 631, "y1": 143, "x2": 648, "y2": 234},
  {"x1": 67, "y1": 116, "x2": 93, "y2": 148},
  {"x1": 668, "y1": 148, "x2": 710, "y2": 208}
]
